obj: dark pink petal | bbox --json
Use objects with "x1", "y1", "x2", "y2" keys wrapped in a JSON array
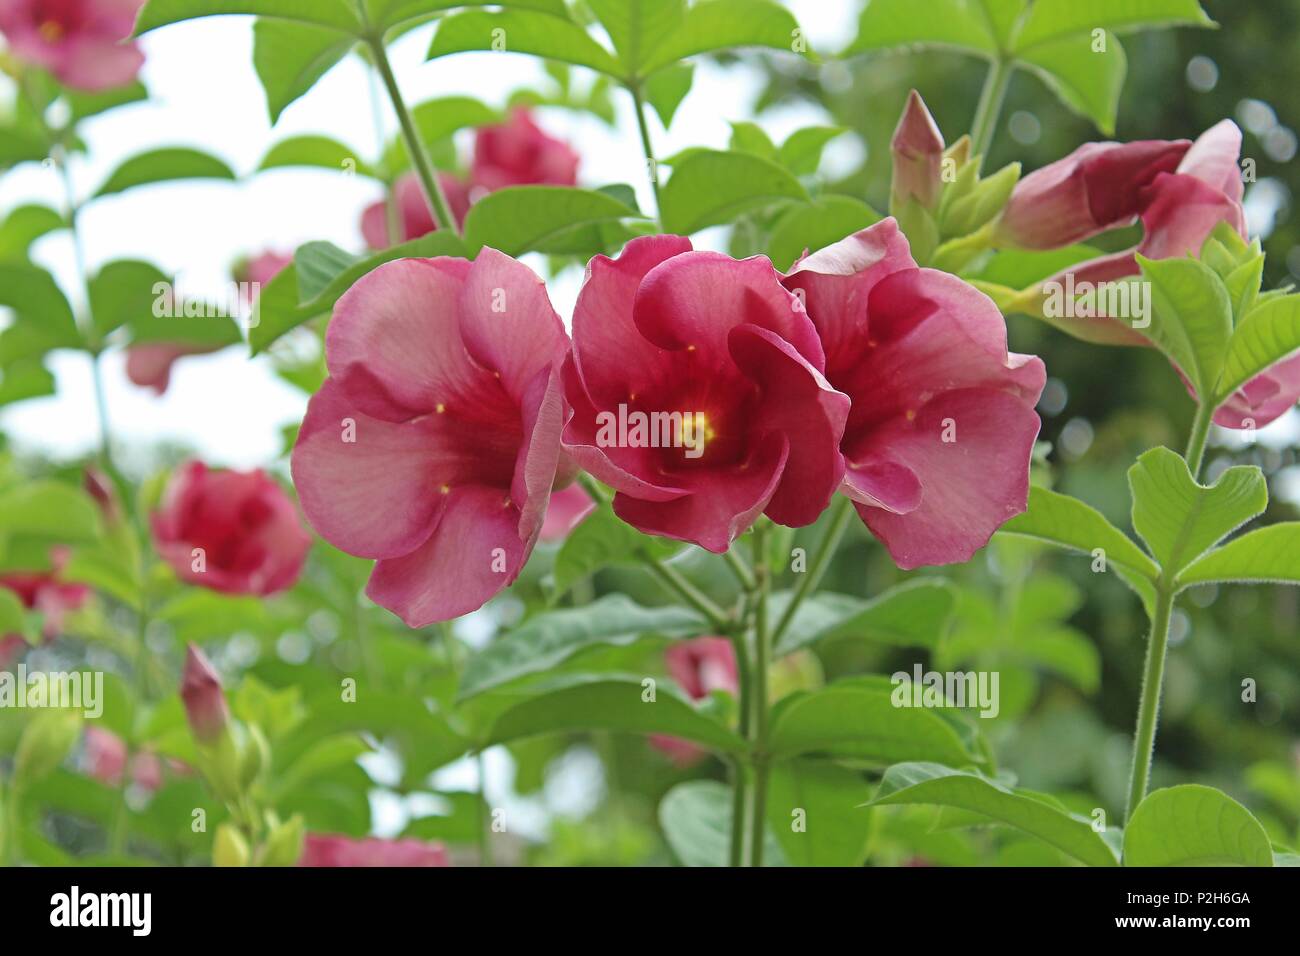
[
  {"x1": 854, "y1": 389, "x2": 1043, "y2": 568},
  {"x1": 1177, "y1": 119, "x2": 1244, "y2": 202},
  {"x1": 366, "y1": 485, "x2": 528, "y2": 627},
  {"x1": 727, "y1": 324, "x2": 848, "y2": 527},
  {"x1": 612, "y1": 432, "x2": 789, "y2": 553},
  {"x1": 841, "y1": 457, "x2": 923, "y2": 513},
  {"x1": 1138, "y1": 172, "x2": 1247, "y2": 260},
  {"x1": 540, "y1": 483, "x2": 595, "y2": 541},
  {"x1": 299, "y1": 833, "x2": 449, "y2": 867},
  {"x1": 510, "y1": 365, "x2": 566, "y2": 543}
]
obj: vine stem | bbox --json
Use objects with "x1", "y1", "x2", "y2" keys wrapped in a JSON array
[
  {"x1": 970, "y1": 58, "x2": 1012, "y2": 166},
  {"x1": 769, "y1": 496, "x2": 854, "y2": 649},
  {"x1": 366, "y1": 34, "x2": 459, "y2": 236},
  {"x1": 1183, "y1": 402, "x2": 1215, "y2": 480},
  {"x1": 1124, "y1": 585, "x2": 1175, "y2": 825},
  {"x1": 627, "y1": 84, "x2": 663, "y2": 222}
]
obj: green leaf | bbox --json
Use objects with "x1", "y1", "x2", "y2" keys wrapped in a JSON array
[
  {"x1": 1012, "y1": 0, "x2": 1213, "y2": 52},
  {"x1": 1215, "y1": 294, "x2": 1300, "y2": 410},
  {"x1": 294, "y1": 241, "x2": 360, "y2": 301},
  {"x1": 365, "y1": 0, "x2": 571, "y2": 37},
  {"x1": 1177, "y1": 524, "x2": 1300, "y2": 589},
  {"x1": 89, "y1": 260, "x2": 168, "y2": 337},
  {"x1": 1128, "y1": 447, "x2": 1266, "y2": 576},
  {"x1": 258, "y1": 135, "x2": 371, "y2": 178},
  {"x1": 767, "y1": 760, "x2": 871, "y2": 867},
  {"x1": 94, "y1": 147, "x2": 237, "y2": 198},
  {"x1": 0, "y1": 205, "x2": 65, "y2": 260},
  {"x1": 845, "y1": 0, "x2": 997, "y2": 56},
  {"x1": 642, "y1": 63, "x2": 694, "y2": 128},
  {"x1": 0, "y1": 361, "x2": 56, "y2": 407},
  {"x1": 134, "y1": 0, "x2": 362, "y2": 34},
  {"x1": 728, "y1": 121, "x2": 777, "y2": 160},
  {"x1": 778, "y1": 125, "x2": 847, "y2": 177},
  {"x1": 1018, "y1": 31, "x2": 1126, "y2": 135},
  {"x1": 639, "y1": 0, "x2": 807, "y2": 76},
  {"x1": 0, "y1": 588, "x2": 26, "y2": 636},
  {"x1": 660, "y1": 149, "x2": 807, "y2": 234},
  {"x1": 1137, "y1": 255, "x2": 1234, "y2": 400},
  {"x1": 155, "y1": 590, "x2": 271, "y2": 642},
  {"x1": 0, "y1": 482, "x2": 101, "y2": 542},
  {"x1": 1124, "y1": 785, "x2": 1272, "y2": 866},
  {"x1": 271, "y1": 734, "x2": 370, "y2": 798},
  {"x1": 588, "y1": 0, "x2": 685, "y2": 74},
  {"x1": 481, "y1": 675, "x2": 745, "y2": 752},
  {"x1": 457, "y1": 595, "x2": 705, "y2": 699},
  {"x1": 65, "y1": 82, "x2": 149, "y2": 121},
  {"x1": 252, "y1": 18, "x2": 355, "y2": 124},
  {"x1": 427, "y1": 10, "x2": 623, "y2": 77},
  {"x1": 767, "y1": 195, "x2": 879, "y2": 271},
  {"x1": 867, "y1": 762, "x2": 1120, "y2": 867},
  {"x1": 0, "y1": 262, "x2": 80, "y2": 361},
  {"x1": 659, "y1": 780, "x2": 785, "y2": 866},
  {"x1": 767, "y1": 679, "x2": 979, "y2": 765},
  {"x1": 462, "y1": 185, "x2": 641, "y2": 256},
  {"x1": 552, "y1": 506, "x2": 678, "y2": 597},
  {"x1": 774, "y1": 579, "x2": 955, "y2": 655},
  {"x1": 1000, "y1": 485, "x2": 1159, "y2": 584}
]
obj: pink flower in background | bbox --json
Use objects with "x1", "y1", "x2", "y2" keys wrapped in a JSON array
[
  {"x1": 291, "y1": 250, "x2": 569, "y2": 626},
  {"x1": 299, "y1": 833, "x2": 449, "y2": 867},
  {"x1": 360, "y1": 171, "x2": 471, "y2": 250},
  {"x1": 180, "y1": 643, "x2": 229, "y2": 745},
  {"x1": 650, "y1": 637, "x2": 738, "y2": 766},
  {"x1": 0, "y1": 562, "x2": 90, "y2": 667},
  {"x1": 539, "y1": 482, "x2": 594, "y2": 541},
  {"x1": 124, "y1": 341, "x2": 220, "y2": 395},
  {"x1": 150, "y1": 461, "x2": 310, "y2": 597},
  {"x1": 84, "y1": 726, "x2": 163, "y2": 791},
  {"x1": 562, "y1": 235, "x2": 849, "y2": 553},
  {"x1": 472, "y1": 106, "x2": 580, "y2": 191},
  {"x1": 784, "y1": 218, "x2": 1046, "y2": 569},
  {"x1": 0, "y1": 0, "x2": 145, "y2": 91},
  {"x1": 235, "y1": 248, "x2": 291, "y2": 290},
  {"x1": 993, "y1": 138, "x2": 1190, "y2": 249}
]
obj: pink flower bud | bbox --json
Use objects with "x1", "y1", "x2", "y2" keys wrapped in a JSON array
[
  {"x1": 890, "y1": 90, "x2": 946, "y2": 210},
  {"x1": 181, "y1": 643, "x2": 230, "y2": 745}
]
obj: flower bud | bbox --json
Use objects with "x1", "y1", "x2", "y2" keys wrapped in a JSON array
[
  {"x1": 213, "y1": 823, "x2": 250, "y2": 867},
  {"x1": 181, "y1": 643, "x2": 229, "y2": 745},
  {"x1": 890, "y1": 90, "x2": 945, "y2": 211},
  {"x1": 261, "y1": 814, "x2": 305, "y2": 867}
]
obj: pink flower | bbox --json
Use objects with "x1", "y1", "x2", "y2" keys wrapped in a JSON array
[
  {"x1": 650, "y1": 637, "x2": 738, "y2": 766},
  {"x1": 783, "y1": 218, "x2": 1046, "y2": 569},
  {"x1": 180, "y1": 643, "x2": 229, "y2": 745},
  {"x1": 472, "y1": 106, "x2": 579, "y2": 191},
  {"x1": 562, "y1": 236, "x2": 849, "y2": 553},
  {"x1": 299, "y1": 833, "x2": 449, "y2": 867},
  {"x1": 0, "y1": 561, "x2": 90, "y2": 666},
  {"x1": 360, "y1": 172, "x2": 471, "y2": 250},
  {"x1": 539, "y1": 482, "x2": 594, "y2": 541},
  {"x1": 125, "y1": 342, "x2": 225, "y2": 395},
  {"x1": 0, "y1": 0, "x2": 145, "y2": 91},
  {"x1": 993, "y1": 138, "x2": 1190, "y2": 250},
  {"x1": 150, "y1": 461, "x2": 311, "y2": 596},
  {"x1": 291, "y1": 250, "x2": 569, "y2": 626},
  {"x1": 236, "y1": 249, "x2": 291, "y2": 288},
  {"x1": 84, "y1": 726, "x2": 163, "y2": 791}
]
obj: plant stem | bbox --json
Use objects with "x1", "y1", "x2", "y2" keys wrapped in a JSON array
[
  {"x1": 728, "y1": 757, "x2": 747, "y2": 867},
  {"x1": 365, "y1": 64, "x2": 403, "y2": 246},
  {"x1": 109, "y1": 576, "x2": 151, "y2": 857},
  {"x1": 746, "y1": 524, "x2": 772, "y2": 867},
  {"x1": 970, "y1": 58, "x2": 1012, "y2": 167},
  {"x1": 1183, "y1": 402, "x2": 1215, "y2": 479},
  {"x1": 476, "y1": 750, "x2": 494, "y2": 866},
  {"x1": 627, "y1": 84, "x2": 663, "y2": 222},
  {"x1": 722, "y1": 548, "x2": 756, "y2": 591},
  {"x1": 1125, "y1": 586, "x2": 1175, "y2": 824},
  {"x1": 366, "y1": 35, "x2": 458, "y2": 236},
  {"x1": 769, "y1": 496, "x2": 854, "y2": 649}
]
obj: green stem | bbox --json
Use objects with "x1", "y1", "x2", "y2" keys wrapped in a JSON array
[
  {"x1": 728, "y1": 756, "x2": 747, "y2": 867},
  {"x1": 366, "y1": 35, "x2": 458, "y2": 236},
  {"x1": 970, "y1": 58, "x2": 1012, "y2": 167},
  {"x1": 746, "y1": 524, "x2": 772, "y2": 867},
  {"x1": 1125, "y1": 586, "x2": 1175, "y2": 824},
  {"x1": 627, "y1": 84, "x2": 663, "y2": 222},
  {"x1": 476, "y1": 750, "x2": 493, "y2": 866},
  {"x1": 366, "y1": 64, "x2": 402, "y2": 246},
  {"x1": 1183, "y1": 402, "x2": 1215, "y2": 480},
  {"x1": 722, "y1": 548, "x2": 756, "y2": 591},
  {"x1": 109, "y1": 578, "x2": 151, "y2": 857},
  {"x1": 769, "y1": 496, "x2": 854, "y2": 648}
]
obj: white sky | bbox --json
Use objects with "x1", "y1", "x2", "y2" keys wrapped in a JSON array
[{"x1": 0, "y1": 2, "x2": 857, "y2": 469}]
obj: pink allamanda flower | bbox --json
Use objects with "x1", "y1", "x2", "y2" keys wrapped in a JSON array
[
  {"x1": 471, "y1": 106, "x2": 580, "y2": 191},
  {"x1": 783, "y1": 218, "x2": 1046, "y2": 569},
  {"x1": 650, "y1": 637, "x2": 739, "y2": 766},
  {"x1": 291, "y1": 250, "x2": 570, "y2": 626},
  {"x1": 0, "y1": 0, "x2": 145, "y2": 91},
  {"x1": 561, "y1": 235, "x2": 850, "y2": 552},
  {"x1": 360, "y1": 171, "x2": 472, "y2": 250}
]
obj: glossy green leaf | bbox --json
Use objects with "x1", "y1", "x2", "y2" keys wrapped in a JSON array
[
  {"x1": 1216, "y1": 294, "x2": 1300, "y2": 409},
  {"x1": 778, "y1": 125, "x2": 848, "y2": 177},
  {"x1": 294, "y1": 241, "x2": 360, "y2": 302},
  {"x1": 258, "y1": 135, "x2": 371, "y2": 178},
  {"x1": 458, "y1": 596, "x2": 706, "y2": 699},
  {"x1": 1138, "y1": 255, "x2": 1233, "y2": 399},
  {"x1": 94, "y1": 147, "x2": 237, "y2": 198},
  {"x1": 643, "y1": 63, "x2": 694, "y2": 127},
  {"x1": 1124, "y1": 785, "x2": 1272, "y2": 866},
  {"x1": 1001, "y1": 485, "x2": 1159, "y2": 583},
  {"x1": 134, "y1": 0, "x2": 362, "y2": 34},
  {"x1": 659, "y1": 779, "x2": 785, "y2": 866},
  {"x1": 0, "y1": 205, "x2": 65, "y2": 260},
  {"x1": 661, "y1": 149, "x2": 807, "y2": 234},
  {"x1": 462, "y1": 185, "x2": 640, "y2": 256},
  {"x1": 89, "y1": 260, "x2": 168, "y2": 336},
  {"x1": 1128, "y1": 447, "x2": 1266, "y2": 576},
  {"x1": 0, "y1": 262, "x2": 80, "y2": 358},
  {"x1": 427, "y1": 10, "x2": 623, "y2": 77},
  {"x1": 1019, "y1": 32, "x2": 1126, "y2": 135},
  {"x1": 252, "y1": 18, "x2": 354, "y2": 123},
  {"x1": 767, "y1": 760, "x2": 871, "y2": 867},
  {"x1": 1177, "y1": 523, "x2": 1300, "y2": 589},
  {"x1": 552, "y1": 506, "x2": 679, "y2": 597},
  {"x1": 846, "y1": 0, "x2": 997, "y2": 56},
  {"x1": 640, "y1": 0, "x2": 806, "y2": 76},
  {"x1": 1012, "y1": 0, "x2": 1213, "y2": 52},
  {"x1": 867, "y1": 762, "x2": 1119, "y2": 866},
  {"x1": 482, "y1": 675, "x2": 745, "y2": 752},
  {"x1": 774, "y1": 579, "x2": 955, "y2": 655},
  {"x1": 588, "y1": 0, "x2": 685, "y2": 74},
  {"x1": 767, "y1": 195, "x2": 879, "y2": 271}
]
